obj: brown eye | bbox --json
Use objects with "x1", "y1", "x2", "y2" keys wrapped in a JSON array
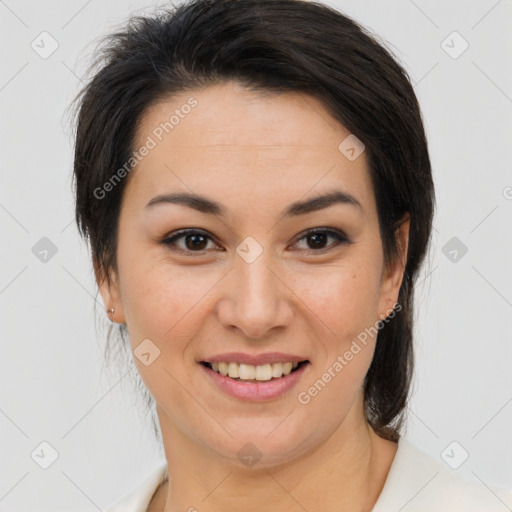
[
  {"x1": 161, "y1": 227, "x2": 350, "y2": 256},
  {"x1": 307, "y1": 232, "x2": 329, "y2": 249},
  {"x1": 183, "y1": 233, "x2": 208, "y2": 250},
  {"x1": 294, "y1": 228, "x2": 350, "y2": 252},
  {"x1": 162, "y1": 229, "x2": 219, "y2": 254}
]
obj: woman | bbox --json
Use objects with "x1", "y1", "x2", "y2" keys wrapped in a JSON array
[{"x1": 70, "y1": 0, "x2": 510, "y2": 510}]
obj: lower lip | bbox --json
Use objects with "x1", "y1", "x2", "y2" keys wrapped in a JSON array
[{"x1": 200, "y1": 362, "x2": 310, "y2": 401}]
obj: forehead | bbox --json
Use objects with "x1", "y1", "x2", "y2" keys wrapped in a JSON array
[
  {"x1": 136, "y1": 80, "x2": 354, "y2": 151},
  {"x1": 126, "y1": 81, "x2": 375, "y2": 214}
]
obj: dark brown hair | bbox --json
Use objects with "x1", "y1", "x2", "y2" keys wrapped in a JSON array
[{"x1": 70, "y1": 0, "x2": 435, "y2": 442}]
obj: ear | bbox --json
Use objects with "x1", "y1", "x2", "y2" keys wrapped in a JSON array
[
  {"x1": 94, "y1": 260, "x2": 126, "y2": 324},
  {"x1": 377, "y1": 213, "x2": 410, "y2": 321}
]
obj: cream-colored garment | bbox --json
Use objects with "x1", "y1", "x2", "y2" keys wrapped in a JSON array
[{"x1": 105, "y1": 437, "x2": 511, "y2": 511}]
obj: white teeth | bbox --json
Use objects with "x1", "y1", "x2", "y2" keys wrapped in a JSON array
[
  {"x1": 218, "y1": 362, "x2": 229, "y2": 376},
  {"x1": 239, "y1": 363, "x2": 255, "y2": 380},
  {"x1": 255, "y1": 363, "x2": 272, "y2": 381},
  {"x1": 271, "y1": 363, "x2": 283, "y2": 378},
  {"x1": 207, "y1": 361, "x2": 302, "y2": 381},
  {"x1": 282, "y1": 362, "x2": 293, "y2": 376},
  {"x1": 228, "y1": 362, "x2": 239, "y2": 378}
]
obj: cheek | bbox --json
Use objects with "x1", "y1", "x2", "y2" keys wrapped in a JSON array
[
  {"x1": 294, "y1": 259, "x2": 382, "y2": 343},
  {"x1": 121, "y1": 263, "x2": 219, "y2": 341},
  {"x1": 294, "y1": 264, "x2": 381, "y2": 424}
]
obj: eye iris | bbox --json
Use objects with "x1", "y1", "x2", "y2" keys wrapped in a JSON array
[
  {"x1": 308, "y1": 232, "x2": 327, "y2": 249},
  {"x1": 185, "y1": 233, "x2": 208, "y2": 250}
]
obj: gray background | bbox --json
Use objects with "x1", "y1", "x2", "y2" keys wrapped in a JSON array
[{"x1": 1, "y1": 0, "x2": 511, "y2": 510}]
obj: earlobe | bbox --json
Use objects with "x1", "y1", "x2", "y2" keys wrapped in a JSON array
[{"x1": 94, "y1": 260, "x2": 126, "y2": 324}]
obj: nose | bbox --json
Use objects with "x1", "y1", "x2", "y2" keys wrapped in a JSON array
[{"x1": 216, "y1": 249, "x2": 294, "y2": 340}]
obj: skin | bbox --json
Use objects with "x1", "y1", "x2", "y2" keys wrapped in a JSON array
[{"x1": 97, "y1": 80, "x2": 409, "y2": 511}]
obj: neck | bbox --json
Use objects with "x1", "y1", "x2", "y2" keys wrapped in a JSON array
[{"x1": 151, "y1": 399, "x2": 398, "y2": 512}]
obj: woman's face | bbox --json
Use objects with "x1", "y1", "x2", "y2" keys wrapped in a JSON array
[{"x1": 99, "y1": 80, "x2": 408, "y2": 467}]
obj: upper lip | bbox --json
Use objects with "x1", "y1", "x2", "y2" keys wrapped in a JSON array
[{"x1": 200, "y1": 352, "x2": 309, "y2": 366}]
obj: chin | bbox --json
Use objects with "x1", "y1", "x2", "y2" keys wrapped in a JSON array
[{"x1": 194, "y1": 415, "x2": 327, "y2": 470}]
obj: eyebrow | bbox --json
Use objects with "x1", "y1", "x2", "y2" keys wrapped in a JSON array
[{"x1": 144, "y1": 189, "x2": 363, "y2": 217}]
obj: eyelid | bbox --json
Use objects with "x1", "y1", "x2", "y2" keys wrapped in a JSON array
[
  {"x1": 291, "y1": 227, "x2": 350, "y2": 252},
  {"x1": 161, "y1": 228, "x2": 222, "y2": 254},
  {"x1": 161, "y1": 227, "x2": 350, "y2": 255}
]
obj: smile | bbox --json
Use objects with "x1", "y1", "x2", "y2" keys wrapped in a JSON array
[
  {"x1": 199, "y1": 358, "x2": 311, "y2": 401},
  {"x1": 201, "y1": 360, "x2": 308, "y2": 381}
]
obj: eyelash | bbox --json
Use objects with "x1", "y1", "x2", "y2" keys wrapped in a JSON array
[{"x1": 160, "y1": 227, "x2": 350, "y2": 256}]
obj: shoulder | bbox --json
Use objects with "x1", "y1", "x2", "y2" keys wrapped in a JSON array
[
  {"x1": 372, "y1": 437, "x2": 512, "y2": 512},
  {"x1": 104, "y1": 461, "x2": 169, "y2": 512}
]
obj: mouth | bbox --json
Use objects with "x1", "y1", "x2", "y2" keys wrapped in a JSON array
[
  {"x1": 198, "y1": 352, "x2": 311, "y2": 401},
  {"x1": 200, "y1": 360, "x2": 310, "y2": 382}
]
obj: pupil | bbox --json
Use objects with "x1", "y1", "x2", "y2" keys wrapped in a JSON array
[
  {"x1": 309, "y1": 233, "x2": 326, "y2": 249},
  {"x1": 186, "y1": 234, "x2": 207, "y2": 250}
]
